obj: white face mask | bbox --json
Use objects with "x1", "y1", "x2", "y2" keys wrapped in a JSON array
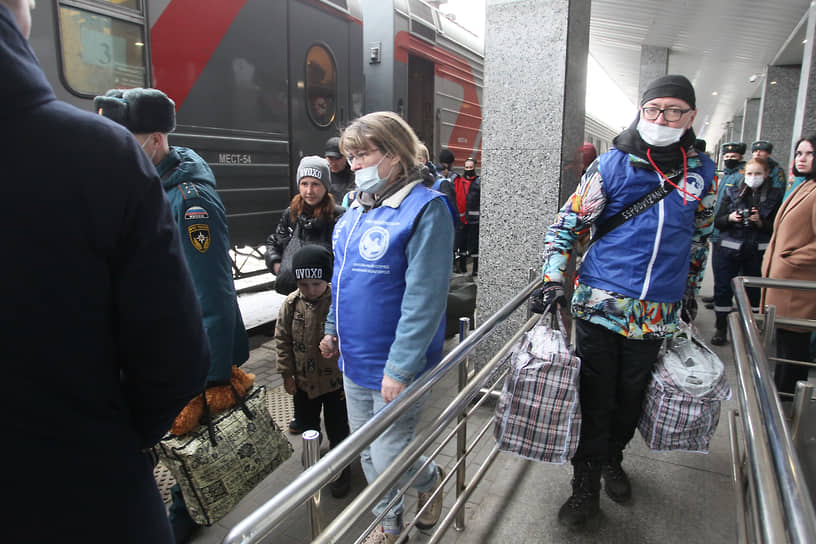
[
  {"x1": 355, "y1": 154, "x2": 392, "y2": 194},
  {"x1": 744, "y1": 174, "x2": 764, "y2": 189},
  {"x1": 636, "y1": 118, "x2": 685, "y2": 147}
]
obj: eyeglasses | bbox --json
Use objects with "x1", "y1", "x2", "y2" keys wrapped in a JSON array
[
  {"x1": 346, "y1": 149, "x2": 380, "y2": 165},
  {"x1": 641, "y1": 107, "x2": 691, "y2": 122}
]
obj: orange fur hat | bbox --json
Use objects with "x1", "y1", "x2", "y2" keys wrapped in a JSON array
[{"x1": 170, "y1": 365, "x2": 256, "y2": 436}]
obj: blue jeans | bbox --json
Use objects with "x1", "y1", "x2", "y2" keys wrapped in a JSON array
[{"x1": 343, "y1": 375, "x2": 438, "y2": 532}]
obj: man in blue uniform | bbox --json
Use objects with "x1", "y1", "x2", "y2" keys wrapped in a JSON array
[
  {"x1": 2, "y1": 3, "x2": 210, "y2": 542},
  {"x1": 703, "y1": 142, "x2": 746, "y2": 309},
  {"x1": 532, "y1": 74, "x2": 716, "y2": 528},
  {"x1": 95, "y1": 88, "x2": 249, "y2": 543},
  {"x1": 751, "y1": 139, "x2": 787, "y2": 190}
]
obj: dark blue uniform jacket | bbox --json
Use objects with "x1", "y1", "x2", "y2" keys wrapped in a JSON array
[{"x1": 0, "y1": 6, "x2": 210, "y2": 542}]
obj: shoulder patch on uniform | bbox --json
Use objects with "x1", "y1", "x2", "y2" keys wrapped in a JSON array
[
  {"x1": 184, "y1": 206, "x2": 209, "y2": 221},
  {"x1": 187, "y1": 224, "x2": 211, "y2": 253},
  {"x1": 178, "y1": 182, "x2": 200, "y2": 200}
]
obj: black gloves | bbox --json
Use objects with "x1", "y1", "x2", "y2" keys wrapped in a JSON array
[
  {"x1": 529, "y1": 282, "x2": 566, "y2": 314},
  {"x1": 681, "y1": 292, "x2": 698, "y2": 323}
]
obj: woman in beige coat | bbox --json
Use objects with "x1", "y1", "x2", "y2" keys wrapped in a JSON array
[{"x1": 762, "y1": 134, "x2": 816, "y2": 396}]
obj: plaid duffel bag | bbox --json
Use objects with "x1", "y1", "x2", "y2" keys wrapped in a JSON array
[
  {"x1": 638, "y1": 359, "x2": 732, "y2": 453},
  {"x1": 493, "y1": 311, "x2": 581, "y2": 463}
]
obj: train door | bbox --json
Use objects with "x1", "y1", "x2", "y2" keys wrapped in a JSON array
[
  {"x1": 287, "y1": 0, "x2": 357, "y2": 186},
  {"x1": 407, "y1": 55, "x2": 435, "y2": 154}
]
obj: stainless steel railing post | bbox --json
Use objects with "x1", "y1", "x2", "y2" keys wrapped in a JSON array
[
  {"x1": 455, "y1": 317, "x2": 470, "y2": 532},
  {"x1": 301, "y1": 430, "x2": 323, "y2": 539}
]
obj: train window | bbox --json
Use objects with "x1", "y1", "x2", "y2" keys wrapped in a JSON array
[
  {"x1": 57, "y1": 5, "x2": 147, "y2": 96},
  {"x1": 305, "y1": 45, "x2": 337, "y2": 128},
  {"x1": 93, "y1": 0, "x2": 141, "y2": 9}
]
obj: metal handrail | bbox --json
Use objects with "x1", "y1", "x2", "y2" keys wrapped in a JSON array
[
  {"x1": 223, "y1": 278, "x2": 543, "y2": 544},
  {"x1": 729, "y1": 276, "x2": 816, "y2": 543}
]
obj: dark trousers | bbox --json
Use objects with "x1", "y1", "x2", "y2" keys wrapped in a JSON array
[
  {"x1": 455, "y1": 223, "x2": 479, "y2": 257},
  {"x1": 774, "y1": 329, "x2": 812, "y2": 396},
  {"x1": 572, "y1": 320, "x2": 663, "y2": 464},
  {"x1": 712, "y1": 243, "x2": 762, "y2": 312},
  {"x1": 294, "y1": 387, "x2": 350, "y2": 449}
]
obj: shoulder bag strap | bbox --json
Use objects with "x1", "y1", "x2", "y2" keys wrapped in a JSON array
[{"x1": 585, "y1": 178, "x2": 678, "y2": 252}]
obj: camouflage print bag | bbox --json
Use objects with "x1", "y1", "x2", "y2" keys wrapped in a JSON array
[{"x1": 155, "y1": 385, "x2": 293, "y2": 525}]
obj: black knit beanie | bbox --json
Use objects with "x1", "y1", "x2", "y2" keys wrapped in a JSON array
[
  {"x1": 292, "y1": 245, "x2": 333, "y2": 282},
  {"x1": 640, "y1": 74, "x2": 696, "y2": 109}
]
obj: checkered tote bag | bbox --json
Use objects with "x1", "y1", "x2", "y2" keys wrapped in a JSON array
[
  {"x1": 493, "y1": 311, "x2": 581, "y2": 463},
  {"x1": 638, "y1": 333, "x2": 732, "y2": 454}
]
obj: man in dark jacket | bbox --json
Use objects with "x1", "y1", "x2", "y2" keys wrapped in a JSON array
[
  {"x1": 454, "y1": 157, "x2": 481, "y2": 275},
  {"x1": 0, "y1": 2, "x2": 210, "y2": 542},
  {"x1": 751, "y1": 140, "x2": 787, "y2": 190},
  {"x1": 324, "y1": 136, "x2": 355, "y2": 205},
  {"x1": 95, "y1": 87, "x2": 250, "y2": 542}
]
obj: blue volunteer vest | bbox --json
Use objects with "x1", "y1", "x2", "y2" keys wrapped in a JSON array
[
  {"x1": 580, "y1": 149, "x2": 714, "y2": 302},
  {"x1": 331, "y1": 184, "x2": 446, "y2": 390}
]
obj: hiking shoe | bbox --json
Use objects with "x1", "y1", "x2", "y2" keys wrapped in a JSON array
[
  {"x1": 711, "y1": 329, "x2": 727, "y2": 346},
  {"x1": 362, "y1": 526, "x2": 407, "y2": 544},
  {"x1": 416, "y1": 467, "x2": 444, "y2": 530},
  {"x1": 329, "y1": 466, "x2": 351, "y2": 498},
  {"x1": 602, "y1": 461, "x2": 632, "y2": 503},
  {"x1": 701, "y1": 295, "x2": 714, "y2": 303},
  {"x1": 704, "y1": 302, "x2": 714, "y2": 310},
  {"x1": 557, "y1": 488, "x2": 600, "y2": 528},
  {"x1": 287, "y1": 418, "x2": 305, "y2": 434},
  {"x1": 557, "y1": 465, "x2": 601, "y2": 528}
]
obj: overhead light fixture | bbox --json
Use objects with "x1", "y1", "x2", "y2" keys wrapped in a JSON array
[
  {"x1": 712, "y1": 91, "x2": 718, "y2": 96},
  {"x1": 803, "y1": 39, "x2": 808, "y2": 44},
  {"x1": 705, "y1": 121, "x2": 710, "y2": 125},
  {"x1": 770, "y1": 80, "x2": 777, "y2": 85},
  {"x1": 749, "y1": 73, "x2": 758, "y2": 83}
]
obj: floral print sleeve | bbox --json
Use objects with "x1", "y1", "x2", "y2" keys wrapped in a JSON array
[
  {"x1": 541, "y1": 160, "x2": 607, "y2": 283},
  {"x1": 686, "y1": 172, "x2": 716, "y2": 294}
]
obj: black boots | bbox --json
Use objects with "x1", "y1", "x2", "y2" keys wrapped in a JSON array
[
  {"x1": 329, "y1": 465, "x2": 351, "y2": 498},
  {"x1": 471, "y1": 257, "x2": 478, "y2": 276},
  {"x1": 558, "y1": 461, "x2": 601, "y2": 528},
  {"x1": 601, "y1": 457, "x2": 631, "y2": 502},
  {"x1": 455, "y1": 255, "x2": 468, "y2": 274},
  {"x1": 711, "y1": 312, "x2": 728, "y2": 345}
]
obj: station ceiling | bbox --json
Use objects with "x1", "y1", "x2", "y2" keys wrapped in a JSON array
[{"x1": 588, "y1": 0, "x2": 812, "y2": 143}]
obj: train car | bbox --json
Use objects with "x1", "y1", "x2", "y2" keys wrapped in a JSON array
[
  {"x1": 29, "y1": 0, "x2": 364, "y2": 274},
  {"x1": 28, "y1": 0, "x2": 485, "y2": 275},
  {"x1": 361, "y1": 0, "x2": 484, "y2": 168}
]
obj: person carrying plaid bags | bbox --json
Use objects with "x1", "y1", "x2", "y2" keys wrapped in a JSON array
[{"x1": 530, "y1": 74, "x2": 716, "y2": 528}]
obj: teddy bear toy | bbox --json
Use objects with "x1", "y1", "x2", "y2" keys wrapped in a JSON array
[{"x1": 170, "y1": 365, "x2": 256, "y2": 436}]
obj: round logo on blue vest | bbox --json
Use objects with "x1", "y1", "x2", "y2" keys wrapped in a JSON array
[
  {"x1": 682, "y1": 172, "x2": 706, "y2": 199},
  {"x1": 359, "y1": 227, "x2": 389, "y2": 261}
]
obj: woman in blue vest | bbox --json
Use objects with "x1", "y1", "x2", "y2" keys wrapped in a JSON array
[{"x1": 319, "y1": 111, "x2": 455, "y2": 544}]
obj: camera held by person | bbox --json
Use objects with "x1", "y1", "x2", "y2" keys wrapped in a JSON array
[{"x1": 737, "y1": 208, "x2": 753, "y2": 227}]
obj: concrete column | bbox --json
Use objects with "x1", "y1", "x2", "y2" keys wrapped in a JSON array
[
  {"x1": 741, "y1": 97, "x2": 761, "y2": 143},
  {"x1": 477, "y1": 0, "x2": 590, "y2": 357},
  {"x1": 637, "y1": 46, "x2": 669, "y2": 105},
  {"x1": 792, "y1": 1, "x2": 816, "y2": 164},
  {"x1": 724, "y1": 121, "x2": 734, "y2": 144},
  {"x1": 759, "y1": 65, "x2": 800, "y2": 171},
  {"x1": 731, "y1": 114, "x2": 744, "y2": 147}
]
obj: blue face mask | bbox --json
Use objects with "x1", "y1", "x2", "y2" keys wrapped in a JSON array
[{"x1": 355, "y1": 154, "x2": 392, "y2": 194}]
